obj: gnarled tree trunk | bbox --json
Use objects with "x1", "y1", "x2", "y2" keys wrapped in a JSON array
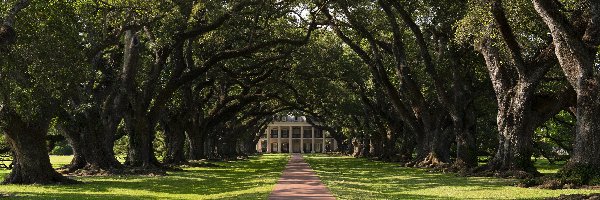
[
  {"x1": 185, "y1": 115, "x2": 207, "y2": 160},
  {"x1": 1, "y1": 110, "x2": 75, "y2": 184},
  {"x1": 533, "y1": 0, "x2": 600, "y2": 184},
  {"x1": 162, "y1": 115, "x2": 187, "y2": 165},
  {"x1": 488, "y1": 87, "x2": 537, "y2": 174},
  {"x1": 124, "y1": 113, "x2": 160, "y2": 168},
  {"x1": 61, "y1": 109, "x2": 122, "y2": 172}
]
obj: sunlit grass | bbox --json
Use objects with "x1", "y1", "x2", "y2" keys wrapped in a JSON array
[
  {"x1": 534, "y1": 159, "x2": 566, "y2": 175},
  {"x1": 305, "y1": 154, "x2": 598, "y2": 200},
  {"x1": 0, "y1": 154, "x2": 289, "y2": 199}
]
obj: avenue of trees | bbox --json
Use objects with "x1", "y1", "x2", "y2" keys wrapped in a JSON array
[{"x1": 0, "y1": 0, "x2": 598, "y2": 187}]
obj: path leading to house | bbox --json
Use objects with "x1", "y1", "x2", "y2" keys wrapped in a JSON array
[{"x1": 268, "y1": 154, "x2": 336, "y2": 200}]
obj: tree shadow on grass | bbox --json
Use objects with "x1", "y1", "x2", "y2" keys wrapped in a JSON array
[
  {"x1": 7, "y1": 192, "x2": 158, "y2": 200},
  {"x1": 304, "y1": 154, "x2": 595, "y2": 200},
  {"x1": 0, "y1": 154, "x2": 289, "y2": 199}
]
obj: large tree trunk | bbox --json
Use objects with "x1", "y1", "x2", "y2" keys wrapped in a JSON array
[
  {"x1": 185, "y1": 120, "x2": 205, "y2": 160},
  {"x1": 219, "y1": 135, "x2": 238, "y2": 160},
  {"x1": 533, "y1": 0, "x2": 600, "y2": 184},
  {"x1": 61, "y1": 124, "x2": 87, "y2": 172},
  {"x1": 118, "y1": 30, "x2": 160, "y2": 170},
  {"x1": 487, "y1": 88, "x2": 537, "y2": 175},
  {"x1": 452, "y1": 105, "x2": 478, "y2": 168},
  {"x1": 351, "y1": 137, "x2": 365, "y2": 158},
  {"x1": 162, "y1": 117, "x2": 187, "y2": 165},
  {"x1": 380, "y1": 128, "x2": 398, "y2": 161},
  {"x1": 369, "y1": 137, "x2": 383, "y2": 159},
  {"x1": 82, "y1": 113, "x2": 122, "y2": 170},
  {"x1": 415, "y1": 120, "x2": 452, "y2": 168},
  {"x1": 124, "y1": 113, "x2": 160, "y2": 169},
  {"x1": 60, "y1": 109, "x2": 122, "y2": 173},
  {"x1": 478, "y1": 38, "x2": 541, "y2": 176},
  {"x1": 1, "y1": 110, "x2": 75, "y2": 184}
]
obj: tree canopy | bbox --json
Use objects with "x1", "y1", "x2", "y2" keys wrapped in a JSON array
[{"x1": 0, "y1": 0, "x2": 599, "y2": 187}]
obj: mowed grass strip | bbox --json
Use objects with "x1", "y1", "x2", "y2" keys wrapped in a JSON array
[
  {"x1": 304, "y1": 154, "x2": 598, "y2": 200},
  {"x1": 0, "y1": 154, "x2": 289, "y2": 199}
]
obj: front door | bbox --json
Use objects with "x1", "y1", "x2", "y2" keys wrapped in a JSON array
[
  {"x1": 271, "y1": 142, "x2": 278, "y2": 152},
  {"x1": 282, "y1": 143, "x2": 289, "y2": 153},
  {"x1": 293, "y1": 141, "x2": 301, "y2": 153},
  {"x1": 304, "y1": 143, "x2": 312, "y2": 153}
]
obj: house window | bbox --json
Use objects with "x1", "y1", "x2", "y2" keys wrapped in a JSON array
[
  {"x1": 292, "y1": 127, "x2": 301, "y2": 138},
  {"x1": 315, "y1": 129, "x2": 323, "y2": 138},
  {"x1": 281, "y1": 129, "x2": 289, "y2": 138},
  {"x1": 303, "y1": 127, "x2": 312, "y2": 138},
  {"x1": 271, "y1": 129, "x2": 278, "y2": 138}
]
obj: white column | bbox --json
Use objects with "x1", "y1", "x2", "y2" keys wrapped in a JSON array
[
  {"x1": 288, "y1": 126, "x2": 292, "y2": 154},
  {"x1": 322, "y1": 130, "x2": 326, "y2": 153},
  {"x1": 266, "y1": 127, "x2": 271, "y2": 153},
  {"x1": 311, "y1": 127, "x2": 315, "y2": 153},
  {"x1": 333, "y1": 139, "x2": 338, "y2": 151},
  {"x1": 300, "y1": 126, "x2": 304, "y2": 153},
  {"x1": 277, "y1": 126, "x2": 281, "y2": 153}
]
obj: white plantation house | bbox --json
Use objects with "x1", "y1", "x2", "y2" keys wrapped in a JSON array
[{"x1": 256, "y1": 115, "x2": 337, "y2": 153}]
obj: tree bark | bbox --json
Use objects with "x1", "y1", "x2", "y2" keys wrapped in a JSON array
[
  {"x1": 478, "y1": 38, "x2": 545, "y2": 175},
  {"x1": 0, "y1": 0, "x2": 29, "y2": 48},
  {"x1": 452, "y1": 109, "x2": 478, "y2": 168},
  {"x1": 489, "y1": 86, "x2": 537, "y2": 173},
  {"x1": 185, "y1": 113, "x2": 207, "y2": 160},
  {"x1": 1, "y1": 109, "x2": 75, "y2": 184},
  {"x1": 60, "y1": 123, "x2": 86, "y2": 171},
  {"x1": 161, "y1": 116, "x2": 187, "y2": 165},
  {"x1": 60, "y1": 112, "x2": 122, "y2": 173},
  {"x1": 533, "y1": 0, "x2": 600, "y2": 183},
  {"x1": 186, "y1": 126, "x2": 206, "y2": 160},
  {"x1": 124, "y1": 113, "x2": 159, "y2": 168}
]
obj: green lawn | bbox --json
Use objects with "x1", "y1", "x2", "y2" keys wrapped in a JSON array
[
  {"x1": 304, "y1": 154, "x2": 598, "y2": 200},
  {"x1": 0, "y1": 154, "x2": 289, "y2": 199}
]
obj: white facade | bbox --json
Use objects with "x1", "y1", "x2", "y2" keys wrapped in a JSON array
[{"x1": 256, "y1": 116, "x2": 337, "y2": 153}]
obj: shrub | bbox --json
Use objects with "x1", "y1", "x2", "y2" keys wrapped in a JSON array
[{"x1": 50, "y1": 141, "x2": 73, "y2": 155}]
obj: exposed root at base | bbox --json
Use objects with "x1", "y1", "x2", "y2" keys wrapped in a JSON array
[
  {"x1": 545, "y1": 193, "x2": 600, "y2": 200},
  {"x1": 58, "y1": 166, "x2": 167, "y2": 177},
  {"x1": 2, "y1": 173, "x2": 80, "y2": 185},
  {"x1": 405, "y1": 153, "x2": 450, "y2": 169}
]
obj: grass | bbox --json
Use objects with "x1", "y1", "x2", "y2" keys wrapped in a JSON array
[
  {"x1": 534, "y1": 159, "x2": 566, "y2": 175},
  {"x1": 304, "y1": 154, "x2": 598, "y2": 200},
  {"x1": 0, "y1": 154, "x2": 289, "y2": 199}
]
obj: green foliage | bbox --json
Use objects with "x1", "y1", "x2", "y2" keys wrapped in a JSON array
[
  {"x1": 49, "y1": 141, "x2": 73, "y2": 155},
  {"x1": 0, "y1": 0, "x2": 88, "y2": 122},
  {"x1": 153, "y1": 130, "x2": 166, "y2": 159},
  {"x1": 558, "y1": 164, "x2": 600, "y2": 186},
  {"x1": 534, "y1": 111, "x2": 575, "y2": 159},
  {"x1": 113, "y1": 135, "x2": 129, "y2": 157},
  {"x1": 0, "y1": 134, "x2": 8, "y2": 153}
]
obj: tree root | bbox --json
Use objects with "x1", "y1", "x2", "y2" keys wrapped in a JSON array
[
  {"x1": 545, "y1": 193, "x2": 600, "y2": 200},
  {"x1": 59, "y1": 164, "x2": 168, "y2": 177},
  {"x1": 557, "y1": 163, "x2": 600, "y2": 186},
  {"x1": 2, "y1": 171, "x2": 80, "y2": 185},
  {"x1": 405, "y1": 152, "x2": 450, "y2": 169}
]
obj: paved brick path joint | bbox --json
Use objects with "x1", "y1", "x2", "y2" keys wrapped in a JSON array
[{"x1": 268, "y1": 154, "x2": 335, "y2": 200}]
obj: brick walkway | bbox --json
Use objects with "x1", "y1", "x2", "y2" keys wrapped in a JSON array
[{"x1": 268, "y1": 154, "x2": 336, "y2": 200}]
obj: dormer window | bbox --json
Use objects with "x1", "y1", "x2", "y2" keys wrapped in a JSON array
[{"x1": 282, "y1": 116, "x2": 287, "y2": 122}]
